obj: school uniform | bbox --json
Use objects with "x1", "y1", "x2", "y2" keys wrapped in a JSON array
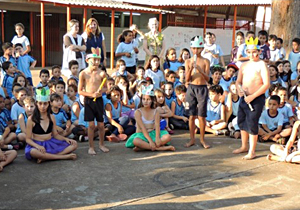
[
  {"x1": 11, "y1": 101, "x2": 25, "y2": 122},
  {"x1": 259, "y1": 109, "x2": 284, "y2": 131}
]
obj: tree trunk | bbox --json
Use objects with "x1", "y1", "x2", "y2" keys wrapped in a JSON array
[{"x1": 269, "y1": 0, "x2": 300, "y2": 56}]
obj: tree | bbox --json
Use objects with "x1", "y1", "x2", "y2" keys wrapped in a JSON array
[{"x1": 269, "y1": 0, "x2": 300, "y2": 56}]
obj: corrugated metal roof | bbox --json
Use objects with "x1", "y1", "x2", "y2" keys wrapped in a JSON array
[
  {"x1": 33, "y1": 0, "x2": 175, "y2": 13},
  {"x1": 124, "y1": 0, "x2": 271, "y2": 6}
]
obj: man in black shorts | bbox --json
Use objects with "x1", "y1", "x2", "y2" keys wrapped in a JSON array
[
  {"x1": 184, "y1": 36, "x2": 211, "y2": 149},
  {"x1": 78, "y1": 47, "x2": 108, "y2": 155}
]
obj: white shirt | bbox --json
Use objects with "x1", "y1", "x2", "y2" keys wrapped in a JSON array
[
  {"x1": 201, "y1": 43, "x2": 219, "y2": 67},
  {"x1": 11, "y1": 35, "x2": 30, "y2": 51}
]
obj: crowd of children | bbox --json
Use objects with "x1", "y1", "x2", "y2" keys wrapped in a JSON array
[{"x1": 1, "y1": 22, "x2": 300, "y2": 172}]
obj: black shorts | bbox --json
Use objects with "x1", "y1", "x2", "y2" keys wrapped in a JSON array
[
  {"x1": 84, "y1": 97, "x2": 104, "y2": 122},
  {"x1": 238, "y1": 94, "x2": 265, "y2": 135},
  {"x1": 126, "y1": 66, "x2": 136, "y2": 74},
  {"x1": 185, "y1": 84, "x2": 208, "y2": 117}
]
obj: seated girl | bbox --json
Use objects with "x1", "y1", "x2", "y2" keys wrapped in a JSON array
[
  {"x1": 25, "y1": 88, "x2": 77, "y2": 163},
  {"x1": 105, "y1": 85, "x2": 136, "y2": 142},
  {"x1": 154, "y1": 88, "x2": 174, "y2": 134},
  {"x1": 125, "y1": 85, "x2": 175, "y2": 152}
]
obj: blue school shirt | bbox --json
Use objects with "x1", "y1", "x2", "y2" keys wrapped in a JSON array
[
  {"x1": 70, "y1": 98, "x2": 84, "y2": 123},
  {"x1": 78, "y1": 107, "x2": 97, "y2": 128},
  {"x1": 174, "y1": 80, "x2": 182, "y2": 88},
  {"x1": 115, "y1": 70, "x2": 128, "y2": 77},
  {"x1": 165, "y1": 95, "x2": 175, "y2": 109},
  {"x1": 63, "y1": 94, "x2": 72, "y2": 107},
  {"x1": 0, "y1": 115, "x2": 7, "y2": 135},
  {"x1": 50, "y1": 76, "x2": 64, "y2": 82},
  {"x1": 278, "y1": 103, "x2": 294, "y2": 124},
  {"x1": 0, "y1": 108, "x2": 11, "y2": 122},
  {"x1": 206, "y1": 99, "x2": 222, "y2": 122},
  {"x1": 2, "y1": 73, "x2": 17, "y2": 98},
  {"x1": 0, "y1": 55, "x2": 16, "y2": 66},
  {"x1": 259, "y1": 44, "x2": 271, "y2": 60},
  {"x1": 52, "y1": 108, "x2": 69, "y2": 127},
  {"x1": 69, "y1": 75, "x2": 79, "y2": 84},
  {"x1": 291, "y1": 71, "x2": 299, "y2": 80},
  {"x1": 115, "y1": 42, "x2": 136, "y2": 67},
  {"x1": 132, "y1": 93, "x2": 141, "y2": 110},
  {"x1": 163, "y1": 60, "x2": 182, "y2": 72},
  {"x1": 259, "y1": 109, "x2": 284, "y2": 131},
  {"x1": 219, "y1": 76, "x2": 234, "y2": 93},
  {"x1": 0, "y1": 87, "x2": 6, "y2": 98},
  {"x1": 104, "y1": 101, "x2": 121, "y2": 123},
  {"x1": 225, "y1": 96, "x2": 240, "y2": 117},
  {"x1": 173, "y1": 98, "x2": 184, "y2": 116},
  {"x1": 17, "y1": 54, "x2": 35, "y2": 78},
  {"x1": 16, "y1": 112, "x2": 28, "y2": 134},
  {"x1": 11, "y1": 101, "x2": 24, "y2": 121},
  {"x1": 36, "y1": 82, "x2": 49, "y2": 90},
  {"x1": 122, "y1": 97, "x2": 133, "y2": 113},
  {"x1": 145, "y1": 69, "x2": 165, "y2": 90},
  {"x1": 288, "y1": 51, "x2": 300, "y2": 72}
]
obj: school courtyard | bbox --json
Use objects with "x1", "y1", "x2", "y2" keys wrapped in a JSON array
[{"x1": 1, "y1": 130, "x2": 300, "y2": 210}]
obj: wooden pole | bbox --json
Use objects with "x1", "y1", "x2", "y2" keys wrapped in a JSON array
[
  {"x1": 30, "y1": 12, "x2": 34, "y2": 46},
  {"x1": 83, "y1": 8, "x2": 87, "y2": 30},
  {"x1": 232, "y1": 5, "x2": 237, "y2": 49},
  {"x1": 110, "y1": 10, "x2": 115, "y2": 69},
  {"x1": 159, "y1": 12, "x2": 162, "y2": 32},
  {"x1": 262, "y1": 5, "x2": 266, "y2": 30},
  {"x1": 1, "y1": 10, "x2": 4, "y2": 43},
  {"x1": 129, "y1": 11, "x2": 133, "y2": 26},
  {"x1": 41, "y1": 2, "x2": 45, "y2": 67},
  {"x1": 203, "y1": 6, "x2": 208, "y2": 36},
  {"x1": 67, "y1": 6, "x2": 71, "y2": 28}
]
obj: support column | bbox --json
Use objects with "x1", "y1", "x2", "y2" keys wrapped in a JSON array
[
  {"x1": 203, "y1": 6, "x2": 208, "y2": 36},
  {"x1": 83, "y1": 8, "x2": 87, "y2": 30},
  {"x1": 232, "y1": 6, "x2": 237, "y2": 49},
  {"x1": 41, "y1": 3, "x2": 45, "y2": 67},
  {"x1": 30, "y1": 12, "x2": 33, "y2": 46},
  {"x1": 130, "y1": 11, "x2": 133, "y2": 26},
  {"x1": 67, "y1": 6, "x2": 71, "y2": 28},
  {"x1": 159, "y1": 12, "x2": 162, "y2": 32},
  {"x1": 1, "y1": 10, "x2": 4, "y2": 43},
  {"x1": 110, "y1": 10, "x2": 115, "y2": 69},
  {"x1": 262, "y1": 5, "x2": 266, "y2": 30}
]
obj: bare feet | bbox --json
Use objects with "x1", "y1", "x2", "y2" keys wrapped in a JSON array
[
  {"x1": 242, "y1": 153, "x2": 256, "y2": 160},
  {"x1": 184, "y1": 140, "x2": 195, "y2": 148},
  {"x1": 67, "y1": 153, "x2": 77, "y2": 160},
  {"x1": 232, "y1": 147, "x2": 248, "y2": 154},
  {"x1": 156, "y1": 145, "x2": 176, "y2": 151},
  {"x1": 37, "y1": 159, "x2": 43, "y2": 164},
  {"x1": 99, "y1": 145, "x2": 109, "y2": 153},
  {"x1": 273, "y1": 134, "x2": 281, "y2": 141},
  {"x1": 133, "y1": 147, "x2": 141, "y2": 152},
  {"x1": 200, "y1": 141, "x2": 210, "y2": 149},
  {"x1": 266, "y1": 154, "x2": 280, "y2": 161},
  {"x1": 88, "y1": 148, "x2": 97, "y2": 155},
  {"x1": 0, "y1": 165, "x2": 3, "y2": 172},
  {"x1": 106, "y1": 135, "x2": 120, "y2": 142}
]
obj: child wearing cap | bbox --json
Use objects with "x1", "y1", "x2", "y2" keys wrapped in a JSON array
[{"x1": 185, "y1": 36, "x2": 211, "y2": 149}]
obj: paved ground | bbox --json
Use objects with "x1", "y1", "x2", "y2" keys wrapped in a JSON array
[{"x1": 1, "y1": 131, "x2": 300, "y2": 210}]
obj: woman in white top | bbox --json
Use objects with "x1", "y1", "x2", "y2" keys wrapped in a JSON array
[{"x1": 62, "y1": 19, "x2": 86, "y2": 78}]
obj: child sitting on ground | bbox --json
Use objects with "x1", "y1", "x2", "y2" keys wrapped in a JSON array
[
  {"x1": 11, "y1": 87, "x2": 28, "y2": 127},
  {"x1": 50, "y1": 65, "x2": 64, "y2": 82},
  {"x1": 198, "y1": 85, "x2": 227, "y2": 135},
  {"x1": 54, "y1": 80, "x2": 70, "y2": 113},
  {"x1": 163, "y1": 47, "x2": 182, "y2": 74},
  {"x1": 132, "y1": 80, "x2": 147, "y2": 110},
  {"x1": 50, "y1": 93, "x2": 74, "y2": 137},
  {"x1": 67, "y1": 84, "x2": 78, "y2": 106},
  {"x1": 125, "y1": 85, "x2": 175, "y2": 152},
  {"x1": 2, "y1": 61, "x2": 18, "y2": 98},
  {"x1": 36, "y1": 69, "x2": 50, "y2": 90},
  {"x1": 155, "y1": 88, "x2": 174, "y2": 134},
  {"x1": 0, "y1": 116, "x2": 18, "y2": 150},
  {"x1": 111, "y1": 59, "x2": 135, "y2": 81},
  {"x1": 170, "y1": 85, "x2": 189, "y2": 130},
  {"x1": 258, "y1": 95, "x2": 292, "y2": 144},
  {"x1": 0, "y1": 136, "x2": 17, "y2": 173},
  {"x1": 220, "y1": 63, "x2": 238, "y2": 94},
  {"x1": 166, "y1": 71, "x2": 177, "y2": 87},
  {"x1": 16, "y1": 96, "x2": 35, "y2": 142},
  {"x1": 174, "y1": 66, "x2": 185, "y2": 88},
  {"x1": 277, "y1": 86, "x2": 295, "y2": 128},
  {"x1": 25, "y1": 88, "x2": 77, "y2": 163},
  {"x1": 144, "y1": 55, "x2": 165, "y2": 90},
  {"x1": 68, "y1": 60, "x2": 79, "y2": 84},
  {"x1": 130, "y1": 66, "x2": 145, "y2": 92},
  {"x1": 104, "y1": 85, "x2": 136, "y2": 142},
  {"x1": 164, "y1": 82, "x2": 175, "y2": 109}
]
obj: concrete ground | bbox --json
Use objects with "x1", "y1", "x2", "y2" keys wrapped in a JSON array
[{"x1": 1, "y1": 131, "x2": 300, "y2": 210}]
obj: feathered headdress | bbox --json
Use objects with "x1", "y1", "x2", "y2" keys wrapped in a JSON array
[
  {"x1": 141, "y1": 85, "x2": 155, "y2": 96},
  {"x1": 190, "y1": 36, "x2": 204, "y2": 48},
  {"x1": 86, "y1": 47, "x2": 101, "y2": 59},
  {"x1": 35, "y1": 88, "x2": 50, "y2": 102},
  {"x1": 246, "y1": 37, "x2": 260, "y2": 50}
]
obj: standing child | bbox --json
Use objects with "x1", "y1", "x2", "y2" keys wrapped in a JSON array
[
  {"x1": 115, "y1": 30, "x2": 139, "y2": 74},
  {"x1": 111, "y1": 59, "x2": 135, "y2": 81},
  {"x1": 231, "y1": 31, "x2": 244, "y2": 63},
  {"x1": 14, "y1": 43, "x2": 36, "y2": 86},
  {"x1": 288, "y1": 38, "x2": 300, "y2": 72},
  {"x1": 163, "y1": 47, "x2": 182, "y2": 74},
  {"x1": 233, "y1": 37, "x2": 270, "y2": 160},
  {"x1": 144, "y1": 55, "x2": 165, "y2": 90},
  {"x1": 170, "y1": 85, "x2": 189, "y2": 130},
  {"x1": 185, "y1": 36, "x2": 210, "y2": 148},
  {"x1": 201, "y1": 32, "x2": 219, "y2": 67},
  {"x1": 276, "y1": 38, "x2": 286, "y2": 60},
  {"x1": 11, "y1": 23, "x2": 31, "y2": 54},
  {"x1": 16, "y1": 96, "x2": 35, "y2": 142},
  {"x1": 258, "y1": 95, "x2": 292, "y2": 144},
  {"x1": 78, "y1": 47, "x2": 108, "y2": 154},
  {"x1": 236, "y1": 31, "x2": 255, "y2": 67},
  {"x1": 178, "y1": 48, "x2": 191, "y2": 66},
  {"x1": 25, "y1": 88, "x2": 77, "y2": 163},
  {"x1": 258, "y1": 30, "x2": 271, "y2": 63},
  {"x1": 125, "y1": 85, "x2": 174, "y2": 152},
  {"x1": 268, "y1": 35, "x2": 280, "y2": 65},
  {"x1": 211, "y1": 33, "x2": 225, "y2": 67},
  {"x1": 50, "y1": 65, "x2": 64, "y2": 82}
]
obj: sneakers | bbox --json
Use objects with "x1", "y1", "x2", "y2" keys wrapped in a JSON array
[
  {"x1": 79, "y1": 135, "x2": 88, "y2": 142},
  {"x1": 169, "y1": 124, "x2": 174, "y2": 130},
  {"x1": 216, "y1": 129, "x2": 229, "y2": 136}
]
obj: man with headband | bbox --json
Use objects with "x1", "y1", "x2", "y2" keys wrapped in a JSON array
[
  {"x1": 233, "y1": 37, "x2": 270, "y2": 160},
  {"x1": 78, "y1": 47, "x2": 108, "y2": 155}
]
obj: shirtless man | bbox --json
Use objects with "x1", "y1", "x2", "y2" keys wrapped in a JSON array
[
  {"x1": 233, "y1": 37, "x2": 270, "y2": 160},
  {"x1": 78, "y1": 47, "x2": 108, "y2": 155},
  {"x1": 185, "y1": 36, "x2": 211, "y2": 149}
]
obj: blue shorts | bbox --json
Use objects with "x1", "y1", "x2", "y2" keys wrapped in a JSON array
[
  {"x1": 238, "y1": 94, "x2": 265, "y2": 135},
  {"x1": 185, "y1": 84, "x2": 208, "y2": 117}
]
